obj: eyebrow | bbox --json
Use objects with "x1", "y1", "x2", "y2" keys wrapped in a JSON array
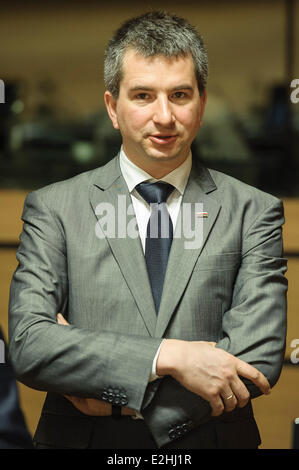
[{"x1": 129, "y1": 84, "x2": 194, "y2": 92}]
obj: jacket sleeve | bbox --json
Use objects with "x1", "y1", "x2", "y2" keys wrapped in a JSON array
[
  {"x1": 8, "y1": 190, "x2": 161, "y2": 412},
  {"x1": 142, "y1": 198, "x2": 288, "y2": 447},
  {"x1": 215, "y1": 198, "x2": 287, "y2": 394}
]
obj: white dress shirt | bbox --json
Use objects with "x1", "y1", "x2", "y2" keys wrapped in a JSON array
[{"x1": 119, "y1": 148, "x2": 192, "y2": 381}]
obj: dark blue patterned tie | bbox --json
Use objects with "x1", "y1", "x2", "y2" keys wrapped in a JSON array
[{"x1": 135, "y1": 181, "x2": 175, "y2": 313}]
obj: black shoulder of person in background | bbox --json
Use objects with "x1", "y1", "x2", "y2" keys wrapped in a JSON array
[{"x1": 0, "y1": 327, "x2": 33, "y2": 449}]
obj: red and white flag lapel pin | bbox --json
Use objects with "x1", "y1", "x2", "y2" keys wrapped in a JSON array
[{"x1": 196, "y1": 211, "x2": 208, "y2": 218}]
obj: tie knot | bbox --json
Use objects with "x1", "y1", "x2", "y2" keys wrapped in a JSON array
[{"x1": 135, "y1": 181, "x2": 175, "y2": 205}]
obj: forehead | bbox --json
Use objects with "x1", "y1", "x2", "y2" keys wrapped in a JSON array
[{"x1": 120, "y1": 48, "x2": 197, "y2": 89}]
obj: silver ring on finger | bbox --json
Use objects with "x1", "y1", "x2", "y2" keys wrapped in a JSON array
[{"x1": 224, "y1": 394, "x2": 234, "y2": 400}]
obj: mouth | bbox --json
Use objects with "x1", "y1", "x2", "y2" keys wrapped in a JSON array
[{"x1": 149, "y1": 134, "x2": 178, "y2": 145}]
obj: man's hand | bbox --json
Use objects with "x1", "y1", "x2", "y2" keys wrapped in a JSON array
[
  {"x1": 57, "y1": 314, "x2": 270, "y2": 418},
  {"x1": 57, "y1": 313, "x2": 69, "y2": 326},
  {"x1": 156, "y1": 339, "x2": 271, "y2": 417},
  {"x1": 63, "y1": 395, "x2": 115, "y2": 416}
]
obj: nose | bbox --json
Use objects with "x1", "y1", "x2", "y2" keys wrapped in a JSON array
[{"x1": 152, "y1": 95, "x2": 175, "y2": 127}]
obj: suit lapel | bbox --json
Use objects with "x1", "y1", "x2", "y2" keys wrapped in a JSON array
[
  {"x1": 89, "y1": 156, "x2": 157, "y2": 336},
  {"x1": 155, "y1": 163, "x2": 222, "y2": 337},
  {"x1": 89, "y1": 156, "x2": 221, "y2": 339}
]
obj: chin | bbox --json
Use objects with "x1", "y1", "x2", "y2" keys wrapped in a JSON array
[{"x1": 146, "y1": 149, "x2": 182, "y2": 161}]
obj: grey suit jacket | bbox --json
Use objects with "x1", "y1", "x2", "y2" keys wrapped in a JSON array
[{"x1": 8, "y1": 154, "x2": 287, "y2": 448}]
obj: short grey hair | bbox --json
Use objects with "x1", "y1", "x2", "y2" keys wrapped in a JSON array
[{"x1": 104, "y1": 11, "x2": 208, "y2": 99}]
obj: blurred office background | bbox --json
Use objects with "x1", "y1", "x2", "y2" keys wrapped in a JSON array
[{"x1": 0, "y1": 0, "x2": 299, "y2": 448}]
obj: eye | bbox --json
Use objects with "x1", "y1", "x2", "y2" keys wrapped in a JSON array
[
  {"x1": 171, "y1": 90, "x2": 192, "y2": 104},
  {"x1": 172, "y1": 91, "x2": 187, "y2": 100},
  {"x1": 135, "y1": 93, "x2": 150, "y2": 100}
]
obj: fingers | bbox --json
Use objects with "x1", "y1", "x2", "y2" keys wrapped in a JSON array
[
  {"x1": 63, "y1": 395, "x2": 91, "y2": 415},
  {"x1": 229, "y1": 376, "x2": 250, "y2": 408},
  {"x1": 209, "y1": 386, "x2": 237, "y2": 416},
  {"x1": 209, "y1": 393, "x2": 225, "y2": 417},
  {"x1": 211, "y1": 381, "x2": 248, "y2": 415},
  {"x1": 221, "y1": 388, "x2": 238, "y2": 412},
  {"x1": 211, "y1": 361, "x2": 269, "y2": 416},
  {"x1": 219, "y1": 358, "x2": 269, "y2": 412},
  {"x1": 64, "y1": 395, "x2": 78, "y2": 405},
  {"x1": 235, "y1": 359, "x2": 271, "y2": 395},
  {"x1": 57, "y1": 313, "x2": 70, "y2": 326}
]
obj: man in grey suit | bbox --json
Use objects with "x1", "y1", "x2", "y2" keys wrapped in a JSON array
[{"x1": 8, "y1": 11, "x2": 287, "y2": 449}]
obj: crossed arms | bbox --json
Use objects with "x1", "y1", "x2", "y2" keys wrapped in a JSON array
[
  {"x1": 8, "y1": 188, "x2": 287, "y2": 445},
  {"x1": 57, "y1": 313, "x2": 270, "y2": 417}
]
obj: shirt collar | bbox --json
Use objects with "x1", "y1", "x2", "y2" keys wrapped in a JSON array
[{"x1": 119, "y1": 147, "x2": 192, "y2": 196}]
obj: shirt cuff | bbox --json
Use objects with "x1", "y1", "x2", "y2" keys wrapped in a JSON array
[{"x1": 149, "y1": 340, "x2": 164, "y2": 382}]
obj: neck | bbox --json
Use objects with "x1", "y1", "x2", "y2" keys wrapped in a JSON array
[{"x1": 124, "y1": 150, "x2": 190, "y2": 179}]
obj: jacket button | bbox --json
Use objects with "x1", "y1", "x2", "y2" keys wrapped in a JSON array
[
  {"x1": 169, "y1": 429, "x2": 176, "y2": 440},
  {"x1": 182, "y1": 423, "x2": 188, "y2": 433},
  {"x1": 101, "y1": 391, "x2": 108, "y2": 401}
]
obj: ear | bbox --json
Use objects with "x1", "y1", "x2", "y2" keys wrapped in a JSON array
[
  {"x1": 104, "y1": 91, "x2": 119, "y2": 130},
  {"x1": 198, "y1": 89, "x2": 207, "y2": 127}
]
